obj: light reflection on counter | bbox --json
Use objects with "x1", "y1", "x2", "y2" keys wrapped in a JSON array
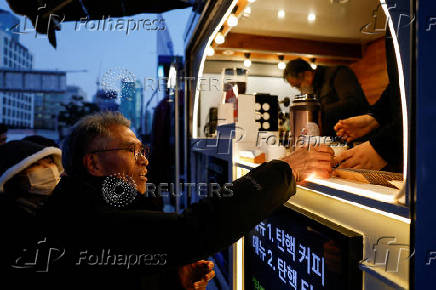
[
  {"x1": 234, "y1": 159, "x2": 410, "y2": 223},
  {"x1": 295, "y1": 185, "x2": 411, "y2": 225},
  {"x1": 305, "y1": 176, "x2": 398, "y2": 204},
  {"x1": 235, "y1": 159, "x2": 401, "y2": 204}
]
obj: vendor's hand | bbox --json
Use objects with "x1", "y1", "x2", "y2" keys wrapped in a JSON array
[
  {"x1": 281, "y1": 145, "x2": 334, "y2": 184},
  {"x1": 335, "y1": 141, "x2": 387, "y2": 170},
  {"x1": 178, "y1": 260, "x2": 215, "y2": 290},
  {"x1": 334, "y1": 115, "x2": 379, "y2": 143}
]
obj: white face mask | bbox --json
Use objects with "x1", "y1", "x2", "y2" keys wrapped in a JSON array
[{"x1": 26, "y1": 166, "x2": 61, "y2": 195}]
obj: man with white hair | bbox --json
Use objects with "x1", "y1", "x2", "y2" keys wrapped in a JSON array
[{"x1": 38, "y1": 111, "x2": 333, "y2": 289}]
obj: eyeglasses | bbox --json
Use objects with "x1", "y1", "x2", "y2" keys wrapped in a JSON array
[{"x1": 89, "y1": 144, "x2": 150, "y2": 161}]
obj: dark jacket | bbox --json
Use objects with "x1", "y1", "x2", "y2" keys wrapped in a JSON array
[
  {"x1": 313, "y1": 65, "x2": 369, "y2": 136},
  {"x1": 0, "y1": 193, "x2": 45, "y2": 271},
  {"x1": 34, "y1": 160, "x2": 295, "y2": 289},
  {"x1": 367, "y1": 32, "x2": 403, "y2": 172}
]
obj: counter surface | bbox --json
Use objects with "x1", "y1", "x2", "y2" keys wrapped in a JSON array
[{"x1": 235, "y1": 159, "x2": 409, "y2": 218}]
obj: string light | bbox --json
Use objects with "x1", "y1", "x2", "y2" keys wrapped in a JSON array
[
  {"x1": 278, "y1": 55, "x2": 286, "y2": 70},
  {"x1": 215, "y1": 32, "x2": 225, "y2": 44},
  {"x1": 244, "y1": 53, "x2": 251, "y2": 67},
  {"x1": 227, "y1": 7, "x2": 239, "y2": 27},
  {"x1": 206, "y1": 46, "x2": 215, "y2": 56},
  {"x1": 310, "y1": 58, "x2": 317, "y2": 70},
  {"x1": 243, "y1": 6, "x2": 251, "y2": 17},
  {"x1": 308, "y1": 12, "x2": 316, "y2": 22}
]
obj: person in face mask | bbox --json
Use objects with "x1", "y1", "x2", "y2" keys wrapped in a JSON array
[
  {"x1": 0, "y1": 140, "x2": 63, "y2": 215},
  {"x1": 0, "y1": 139, "x2": 63, "y2": 271}
]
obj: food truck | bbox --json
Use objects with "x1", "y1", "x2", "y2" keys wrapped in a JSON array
[{"x1": 181, "y1": 0, "x2": 435, "y2": 289}]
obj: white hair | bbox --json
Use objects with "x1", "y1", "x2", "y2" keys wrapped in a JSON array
[{"x1": 62, "y1": 111, "x2": 131, "y2": 176}]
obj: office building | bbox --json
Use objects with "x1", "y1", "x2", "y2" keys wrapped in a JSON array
[{"x1": 0, "y1": 9, "x2": 34, "y2": 128}]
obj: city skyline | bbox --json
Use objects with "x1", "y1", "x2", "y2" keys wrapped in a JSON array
[{"x1": 0, "y1": 1, "x2": 191, "y2": 101}]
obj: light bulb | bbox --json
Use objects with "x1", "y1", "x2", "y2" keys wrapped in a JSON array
[
  {"x1": 307, "y1": 13, "x2": 316, "y2": 22},
  {"x1": 243, "y1": 6, "x2": 251, "y2": 17},
  {"x1": 206, "y1": 46, "x2": 215, "y2": 56},
  {"x1": 227, "y1": 14, "x2": 238, "y2": 27},
  {"x1": 278, "y1": 9, "x2": 285, "y2": 19},
  {"x1": 215, "y1": 32, "x2": 225, "y2": 44},
  {"x1": 244, "y1": 59, "x2": 251, "y2": 67},
  {"x1": 310, "y1": 63, "x2": 317, "y2": 70},
  {"x1": 278, "y1": 61, "x2": 286, "y2": 70},
  {"x1": 248, "y1": 0, "x2": 256, "y2": 3}
]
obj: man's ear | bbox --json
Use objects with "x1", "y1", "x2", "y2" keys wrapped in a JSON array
[{"x1": 83, "y1": 153, "x2": 104, "y2": 176}]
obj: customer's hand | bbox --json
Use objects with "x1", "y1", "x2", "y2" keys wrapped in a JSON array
[
  {"x1": 178, "y1": 260, "x2": 215, "y2": 290},
  {"x1": 335, "y1": 141, "x2": 387, "y2": 170},
  {"x1": 334, "y1": 114, "x2": 379, "y2": 143},
  {"x1": 281, "y1": 145, "x2": 334, "y2": 184}
]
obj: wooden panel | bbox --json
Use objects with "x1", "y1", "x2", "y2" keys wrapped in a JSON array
[
  {"x1": 219, "y1": 32, "x2": 362, "y2": 60},
  {"x1": 349, "y1": 38, "x2": 389, "y2": 105},
  {"x1": 209, "y1": 50, "x2": 355, "y2": 66}
]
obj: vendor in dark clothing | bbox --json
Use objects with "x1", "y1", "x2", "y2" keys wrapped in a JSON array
[
  {"x1": 33, "y1": 111, "x2": 333, "y2": 289},
  {"x1": 284, "y1": 58, "x2": 369, "y2": 136},
  {"x1": 334, "y1": 31, "x2": 403, "y2": 172}
]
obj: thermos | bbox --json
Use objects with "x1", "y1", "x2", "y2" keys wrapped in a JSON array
[{"x1": 289, "y1": 94, "x2": 322, "y2": 148}]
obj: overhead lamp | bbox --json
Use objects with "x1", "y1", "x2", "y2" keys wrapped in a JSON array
[
  {"x1": 215, "y1": 27, "x2": 225, "y2": 44},
  {"x1": 244, "y1": 53, "x2": 251, "y2": 68},
  {"x1": 310, "y1": 58, "x2": 317, "y2": 70},
  {"x1": 227, "y1": 5, "x2": 239, "y2": 27},
  {"x1": 243, "y1": 6, "x2": 251, "y2": 17},
  {"x1": 223, "y1": 50, "x2": 234, "y2": 55},
  {"x1": 307, "y1": 12, "x2": 316, "y2": 23},
  {"x1": 278, "y1": 55, "x2": 286, "y2": 70},
  {"x1": 278, "y1": 9, "x2": 285, "y2": 19},
  {"x1": 206, "y1": 46, "x2": 215, "y2": 56},
  {"x1": 248, "y1": 0, "x2": 256, "y2": 3}
]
